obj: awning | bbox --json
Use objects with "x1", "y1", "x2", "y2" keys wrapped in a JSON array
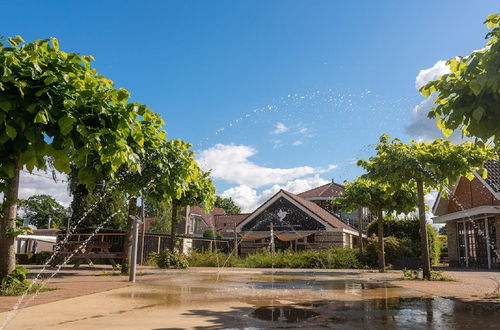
[
  {"x1": 239, "y1": 231, "x2": 318, "y2": 241},
  {"x1": 432, "y1": 205, "x2": 500, "y2": 223},
  {"x1": 16, "y1": 235, "x2": 57, "y2": 243}
]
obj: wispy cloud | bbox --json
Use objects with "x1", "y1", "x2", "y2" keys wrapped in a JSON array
[
  {"x1": 292, "y1": 140, "x2": 303, "y2": 146},
  {"x1": 272, "y1": 122, "x2": 289, "y2": 134}
]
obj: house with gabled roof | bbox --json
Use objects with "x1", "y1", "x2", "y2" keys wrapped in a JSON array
[
  {"x1": 181, "y1": 181, "x2": 370, "y2": 255},
  {"x1": 236, "y1": 189, "x2": 363, "y2": 256},
  {"x1": 432, "y1": 151, "x2": 500, "y2": 269},
  {"x1": 298, "y1": 181, "x2": 371, "y2": 229}
]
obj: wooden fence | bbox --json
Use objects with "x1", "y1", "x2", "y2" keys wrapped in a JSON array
[{"x1": 56, "y1": 230, "x2": 232, "y2": 263}]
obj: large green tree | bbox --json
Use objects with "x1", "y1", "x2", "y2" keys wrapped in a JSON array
[
  {"x1": 19, "y1": 194, "x2": 67, "y2": 229},
  {"x1": 420, "y1": 14, "x2": 500, "y2": 145},
  {"x1": 333, "y1": 178, "x2": 417, "y2": 272},
  {"x1": 0, "y1": 36, "x2": 145, "y2": 278},
  {"x1": 359, "y1": 135, "x2": 495, "y2": 279},
  {"x1": 214, "y1": 196, "x2": 241, "y2": 214}
]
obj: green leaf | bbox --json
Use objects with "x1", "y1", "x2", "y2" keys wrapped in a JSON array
[
  {"x1": 472, "y1": 107, "x2": 485, "y2": 121},
  {"x1": 53, "y1": 156, "x2": 71, "y2": 173},
  {"x1": 5, "y1": 124, "x2": 17, "y2": 139},
  {"x1": 51, "y1": 37, "x2": 59, "y2": 51},
  {"x1": 58, "y1": 116, "x2": 75, "y2": 136},
  {"x1": 436, "y1": 119, "x2": 453, "y2": 137},
  {"x1": 0, "y1": 101, "x2": 11, "y2": 112},
  {"x1": 469, "y1": 80, "x2": 482, "y2": 96},
  {"x1": 2, "y1": 162, "x2": 15, "y2": 178},
  {"x1": 43, "y1": 75, "x2": 58, "y2": 85},
  {"x1": 34, "y1": 110, "x2": 48, "y2": 124}
]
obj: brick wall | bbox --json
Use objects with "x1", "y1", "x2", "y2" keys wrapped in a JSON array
[
  {"x1": 446, "y1": 222, "x2": 458, "y2": 267},
  {"x1": 448, "y1": 177, "x2": 496, "y2": 213}
]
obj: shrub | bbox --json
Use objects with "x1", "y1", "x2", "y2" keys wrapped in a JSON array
[
  {"x1": 202, "y1": 228, "x2": 223, "y2": 239},
  {"x1": 187, "y1": 248, "x2": 363, "y2": 269},
  {"x1": 0, "y1": 266, "x2": 50, "y2": 296},
  {"x1": 157, "y1": 249, "x2": 188, "y2": 269},
  {"x1": 364, "y1": 235, "x2": 405, "y2": 267},
  {"x1": 144, "y1": 252, "x2": 159, "y2": 266},
  {"x1": 16, "y1": 252, "x2": 52, "y2": 265},
  {"x1": 366, "y1": 216, "x2": 441, "y2": 265}
]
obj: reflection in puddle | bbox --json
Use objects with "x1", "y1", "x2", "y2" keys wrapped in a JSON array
[
  {"x1": 251, "y1": 306, "x2": 319, "y2": 323},
  {"x1": 110, "y1": 272, "x2": 500, "y2": 329},
  {"x1": 249, "y1": 297, "x2": 500, "y2": 328}
]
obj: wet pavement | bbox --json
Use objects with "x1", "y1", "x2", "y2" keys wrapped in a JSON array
[{"x1": 2, "y1": 269, "x2": 500, "y2": 329}]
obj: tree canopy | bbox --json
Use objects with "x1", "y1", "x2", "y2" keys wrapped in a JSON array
[
  {"x1": 214, "y1": 196, "x2": 241, "y2": 214},
  {"x1": 19, "y1": 194, "x2": 67, "y2": 229},
  {"x1": 420, "y1": 13, "x2": 500, "y2": 145},
  {"x1": 358, "y1": 135, "x2": 495, "y2": 192},
  {"x1": 358, "y1": 134, "x2": 494, "y2": 279},
  {"x1": 333, "y1": 177, "x2": 417, "y2": 215},
  {"x1": 0, "y1": 36, "x2": 152, "y2": 278}
]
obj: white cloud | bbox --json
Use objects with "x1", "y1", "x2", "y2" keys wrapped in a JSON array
[
  {"x1": 18, "y1": 170, "x2": 71, "y2": 206},
  {"x1": 272, "y1": 122, "x2": 289, "y2": 134},
  {"x1": 292, "y1": 140, "x2": 303, "y2": 146},
  {"x1": 198, "y1": 144, "x2": 327, "y2": 188},
  {"x1": 317, "y1": 164, "x2": 338, "y2": 173},
  {"x1": 406, "y1": 60, "x2": 467, "y2": 143},
  {"x1": 415, "y1": 60, "x2": 450, "y2": 90},
  {"x1": 221, "y1": 175, "x2": 329, "y2": 212}
]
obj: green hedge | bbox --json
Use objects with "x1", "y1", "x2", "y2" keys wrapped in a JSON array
[
  {"x1": 16, "y1": 252, "x2": 52, "y2": 265},
  {"x1": 187, "y1": 248, "x2": 363, "y2": 269},
  {"x1": 366, "y1": 216, "x2": 441, "y2": 265}
]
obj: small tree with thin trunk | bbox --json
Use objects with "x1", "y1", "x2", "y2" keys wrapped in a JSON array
[
  {"x1": 358, "y1": 134, "x2": 495, "y2": 279},
  {"x1": 333, "y1": 177, "x2": 417, "y2": 272}
]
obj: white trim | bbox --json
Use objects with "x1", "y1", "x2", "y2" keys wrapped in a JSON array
[
  {"x1": 432, "y1": 177, "x2": 461, "y2": 216},
  {"x1": 236, "y1": 190, "x2": 337, "y2": 232},
  {"x1": 474, "y1": 172, "x2": 500, "y2": 200},
  {"x1": 16, "y1": 235, "x2": 57, "y2": 243},
  {"x1": 432, "y1": 205, "x2": 500, "y2": 223}
]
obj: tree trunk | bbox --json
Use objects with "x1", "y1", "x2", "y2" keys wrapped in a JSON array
[
  {"x1": 417, "y1": 178, "x2": 431, "y2": 280},
  {"x1": 358, "y1": 206, "x2": 363, "y2": 252},
  {"x1": 121, "y1": 197, "x2": 137, "y2": 274},
  {"x1": 0, "y1": 164, "x2": 20, "y2": 279},
  {"x1": 169, "y1": 201, "x2": 178, "y2": 251},
  {"x1": 377, "y1": 210, "x2": 385, "y2": 273}
]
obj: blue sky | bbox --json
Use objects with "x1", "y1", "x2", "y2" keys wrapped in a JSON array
[{"x1": 4, "y1": 1, "x2": 499, "y2": 211}]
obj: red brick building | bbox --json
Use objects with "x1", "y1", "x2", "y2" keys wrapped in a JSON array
[{"x1": 432, "y1": 151, "x2": 500, "y2": 268}]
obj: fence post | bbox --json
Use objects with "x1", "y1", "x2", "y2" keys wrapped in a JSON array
[
  {"x1": 129, "y1": 216, "x2": 143, "y2": 283},
  {"x1": 157, "y1": 236, "x2": 161, "y2": 253}
]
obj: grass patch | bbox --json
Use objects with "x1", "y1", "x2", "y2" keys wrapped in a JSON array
[{"x1": 0, "y1": 282, "x2": 57, "y2": 296}]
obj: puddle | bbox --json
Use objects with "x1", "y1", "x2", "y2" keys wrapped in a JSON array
[
  {"x1": 251, "y1": 306, "x2": 319, "y2": 323},
  {"x1": 246, "y1": 278, "x2": 394, "y2": 291},
  {"x1": 248, "y1": 297, "x2": 500, "y2": 328},
  {"x1": 104, "y1": 271, "x2": 500, "y2": 329}
]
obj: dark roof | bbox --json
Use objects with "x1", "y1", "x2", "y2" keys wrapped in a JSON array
[
  {"x1": 297, "y1": 182, "x2": 344, "y2": 199},
  {"x1": 214, "y1": 214, "x2": 249, "y2": 230},
  {"x1": 189, "y1": 206, "x2": 226, "y2": 227},
  {"x1": 484, "y1": 150, "x2": 500, "y2": 193},
  {"x1": 281, "y1": 190, "x2": 358, "y2": 232}
]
